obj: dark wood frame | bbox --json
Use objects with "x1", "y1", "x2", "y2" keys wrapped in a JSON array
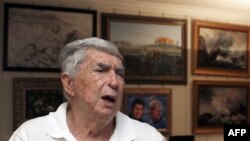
[
  {"x1": 13, "y1": 78, "x2": 63, "y2": 130},
  {"x1": 3, "y1": 3, "x2": 96, "y2": 72},
  {"x1": 192, "y1": 20, "x2": 250, "y2": 77},
  {"x1": 192, "y1": 80, "x2": 250, "y2": 134},
  {"x1": 102, "y1": 13, "x2": 187, "y2": 84},
  {"x1": 123, "y1": 87, "x2": 172, "y2": 136}
]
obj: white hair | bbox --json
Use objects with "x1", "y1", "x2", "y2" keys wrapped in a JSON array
[{"x1": 149, "y1": 99, "x2": 163, "y2": 115}]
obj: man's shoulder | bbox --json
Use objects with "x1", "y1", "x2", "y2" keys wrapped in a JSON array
[
  {"x1": 130, "y1": 118, "x2": 158, "y2": 132},
  {"x1": 16, "y1": 115, "x2": 49, "y2": 131},
  {"x1": 116, "y1": 112, "x2": 166, "y2": 140},
  {"x1": 117, "y1": 112, "x2": 157, "y2": 130},
  {"x1": 9, "y1": 116, "x2": 49, "y2": 141},
  {"x1": 13, "y1": 102, "x2": 67, "y2": 134},
  {"x1": 130, "y1": 118, "x2": 166, "y2": 141}
]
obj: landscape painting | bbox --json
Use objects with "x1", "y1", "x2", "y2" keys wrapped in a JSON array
[{"x1": 102, "y1": 14, "x2": 187, "y2": 84}]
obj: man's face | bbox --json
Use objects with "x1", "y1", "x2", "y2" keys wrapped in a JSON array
[
  {"x1": 149, "y1": 105, "x2": 161, "y2": 121},
  {"x1": 132, "y1": 104, "x2": 144, "y2": 120},
  {"x1": 71, "y1": 49, "x2": 125, "y2": 119}
]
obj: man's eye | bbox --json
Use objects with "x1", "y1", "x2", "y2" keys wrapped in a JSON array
[
  {"x1": 95, "y1": 69, "x2": 105, "y2": 73},
  {"x1": 116, "y1": 71, "x2": 125, "y2": 77}
]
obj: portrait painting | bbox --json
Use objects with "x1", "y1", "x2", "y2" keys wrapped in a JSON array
[
  {"x1": 124, "y1": 88, "x2": 172, "y2": 135},
  {"x1": 192, "y1": 20, "x2": 250, "y2": 77},
  {"x1": 102, "y1": 13, "x2": 187, "y2": 84},
  {"x1": 3, "y1": 3, "x2": 96, "y2": 72},
  {"x1": 193, "y1": 80, "x2": 250, "y2": 134}
]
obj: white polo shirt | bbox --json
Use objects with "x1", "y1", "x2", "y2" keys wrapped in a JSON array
[{"x1": 9, "y1": 102, "x2": 167, "y2": 141}]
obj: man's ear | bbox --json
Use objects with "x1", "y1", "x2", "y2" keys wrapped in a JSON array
[{"x1": 61, "y1": 74, "x2": 75, "y2": 97}]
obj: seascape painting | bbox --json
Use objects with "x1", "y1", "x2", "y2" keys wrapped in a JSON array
[
  {"x1": 193, "y1": 80, "x2": 250, "y2": 134},
  {"x1": 198, "y1": 27, "x2": 247, "y2": 70},
  {"x1": 198, "y1": 86, "x2": 248, "y2": 126},
  {"x1": 192, "y1": 20, "x2": 250, "y2": 77}
]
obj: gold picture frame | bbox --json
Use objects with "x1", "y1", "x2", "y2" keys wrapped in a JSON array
[
  {"x1": 192, "y1": 80, "x2": 250, "y2": 134},
  {"x1": 123, "y1": 87, "x2": 172, "y2": 136},
  {"x1": 192, "y1": 20, "x2": 250, "y2": 77}
]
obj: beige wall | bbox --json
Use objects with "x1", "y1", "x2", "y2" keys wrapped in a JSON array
[{"x1": 1, "y1": 0, "x2": 250, "y2": 141}]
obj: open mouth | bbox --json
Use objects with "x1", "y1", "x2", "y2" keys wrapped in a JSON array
[{"x1": 102, "y1": 95, "x2": 116, "y2": 103}]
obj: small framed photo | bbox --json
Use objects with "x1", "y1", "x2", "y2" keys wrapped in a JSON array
[
  {"x1": 102, "y1": 13, "x2": 187, "y2": 84},
  {"x1": 192, "y1": 20, "x2": 250, "y2": 77},
  {"x1": 3, "y1": 3, "x2": 96, "y2": 72},
  {"x1": 124, "y1": 88, "x2": 172, "y2": 135},
  {"x1": 192, "y1": 80, "x2": 250, "y2": 134},
  {"x1": 13, "y1": 78, "x2": 64, "y2": 130}
]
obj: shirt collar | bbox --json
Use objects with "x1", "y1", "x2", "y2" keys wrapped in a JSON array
[
  {"x1": 110, "y1": 112, "x2": 136, "y2": 141},
  {"x1": 46, "y1": 102, "x2": 136, "y2": 141},
  {"x1": 45, "y1": 102, "x2": 71, "y2": 139}
]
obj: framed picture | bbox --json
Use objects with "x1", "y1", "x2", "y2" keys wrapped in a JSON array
[
  {"x1": 192, "y1": 20, "x2": 250, "y2": 77},
  {"x1": 192, "y1": 80, "x2": 250, "y2": 134},
  {"x1": 102, "y1": 13, "x2": 187, "y2": 84},
  {"x1": 13, "y1": 78, "x2": 64, "y2": 130},
  {"x1": 3, "y1": 3, "x2": 96, "y2": 72},
  {"x1": 123, "y1": 88, "x2": 172, "y2": 135}
]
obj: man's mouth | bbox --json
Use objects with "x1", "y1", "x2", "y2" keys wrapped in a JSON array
[{"x1": 102, "y1": 95, "x2": 116, "y2": 103}]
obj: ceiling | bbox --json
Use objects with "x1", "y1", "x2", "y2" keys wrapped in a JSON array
[{"x1": 135, "y1": 0, "x2": 250, "y2": 12}]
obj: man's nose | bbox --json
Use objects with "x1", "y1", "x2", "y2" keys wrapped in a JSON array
[{"x1": 107, "y1": 70, "x2": 118, "y2": 90}]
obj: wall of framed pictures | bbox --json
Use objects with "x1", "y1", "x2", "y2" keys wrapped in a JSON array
[{"x1": 1, "y1": 0, "x2": 250, "y2": 141}]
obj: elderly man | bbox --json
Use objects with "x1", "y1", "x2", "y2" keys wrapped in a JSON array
[
  {"x1": 9, "y1": 38, "x2": 166, "y2": 141},
  {"x1": 149, "y1": 98, "x2": 167, "y2": 129}
]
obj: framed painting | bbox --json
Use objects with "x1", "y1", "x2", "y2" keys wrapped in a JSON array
[
  {"x1": 192, "y1": 80, "x2": 250, "y2": 134},
  {"x1": 3, "y1": 3, "x2": 96, "y2": 72},
  {"x1": 192, "y1": 20, "x2": 250, "y2": 77},
  {"x1": 102, "y1": 13, "x2": 187, "y2": 84},
  {"x1": 123, "y1": 88, "x2": 172, "y2": 136},
  {"x1": 13, "y1": 78, "x2": 64, "y2": 130}
]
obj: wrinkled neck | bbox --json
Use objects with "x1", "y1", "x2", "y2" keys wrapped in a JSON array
[{"x1": 66, "y1": 105, "x2": 115, "y2": 140}]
